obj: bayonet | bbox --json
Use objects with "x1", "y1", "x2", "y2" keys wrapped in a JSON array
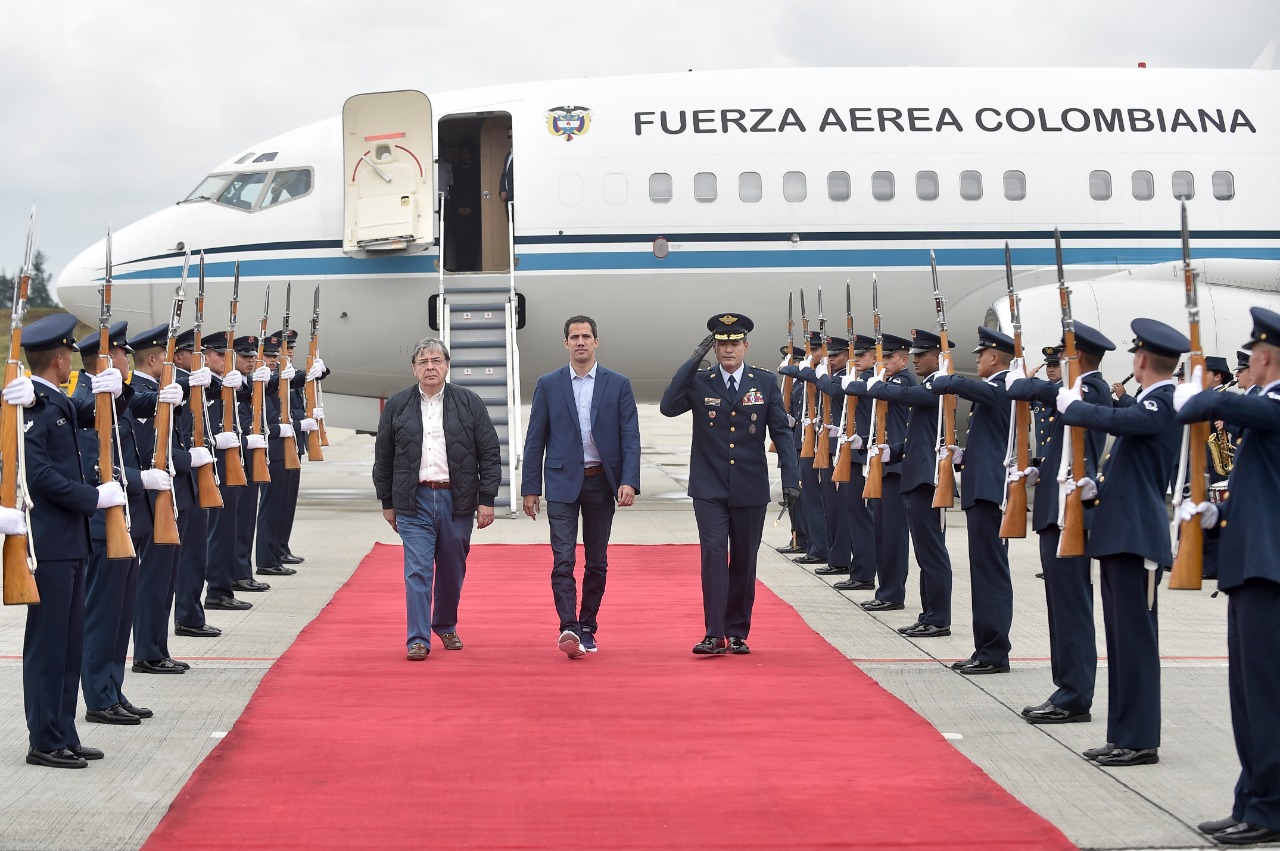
[
  {"x1": 930, "y1": 249, "x2": 947, "y2": 331},
  {"x1": 169, "y1": 251, "x2": 189, "y2": 336},
  {"x1": 1005, "y1": 242, "x2": 1020, "y2": 338},
  {"x1": 817, "y1": 283, "x2": 826, "y2": 341},
  {"x1": 228, "y1": 262, "x2": 241, "y2": 333},
  {"x1": 11, "y1": 209, "x2": 34, "y2": 334},
  {"x1": 310, "y1": 285, "x2": 321, "y2": 339},
  {"x1": 195, "y1": 252, "x2": 206, "y2": 332},
  {"x1": 100, "y1": 226, "x2": 113, "y2": 331}
]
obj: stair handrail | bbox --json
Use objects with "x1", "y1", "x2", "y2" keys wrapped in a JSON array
[
  {"x1": 436, "y1": 190, "x2": 450, "y2": 375},
  {"x1": 505, "y1": 201, "x2": 523, "y2": 517}
]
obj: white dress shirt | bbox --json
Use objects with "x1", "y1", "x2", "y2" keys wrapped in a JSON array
[{"x1": 418, "y1": 386, "x2": 450, "y2": 483}]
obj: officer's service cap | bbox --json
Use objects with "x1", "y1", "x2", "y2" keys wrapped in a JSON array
[
  {"x1": 1067, "y1": 322, "x2": 1116, "y2": 358},
  {"x1": 825, "y1": 336, "x2": 850, "y2": 354},
  {"x1": 779, "y1": 344, "x2": 805, "y2": 359},
  {"x1": 1236, "y1": 350, "x2": 1251, "y2": 370},
  {"x1": 75, "y1": 321, "x2": 129, "y2": 357},
  {"x1": 881, "y1": 333, "x2": 911, "y2": 353},
  {"x1": 175, "y1": 329, "x2": 196, "y2": 352},
  {"x1": 707, "y1": 313, "x2": 752, "y2": 341},
  {"x1": 128, "y1": 324, "x2": 171, "y2": 352},
  {"x1": 268, "y1": 329, "x2": 299, "y2": 345},
  {"x1": 1242, "y1": 307, "x2": 1280, "y2": 351},
  {"x1": 1204, "y1": 356, "x2": 1231, "y2": 378},
  {"x1": 1041, "y1": 346, "x2": 1062, "y2": 366},
  {"x1": 232, "y1": 335, "x2": 260, "y2": 356},
  {"x1": 201, "y1": 331, "x2": 229, "y2": 351},
  {"x1": 852, "y1": 334, "x2": 877, "y2": 354},
  {"x1": 24, "y1": 313, "x2": 82, "y2": 353},
  {"x1": 909, "y1": 329, "x2": 954, "y2": 354},
  {"x1": 263, "y1": 334, "x2": 283, "y2": 356},
  {"x1": 972, "y1": 326, "x2": 1016, "y2": 355},
  {"x1": 1128, "y1": 318, "x2": 1190, "y2": 358},
  {"x1": 807, "y1": 330, "x2": 824, "y2": 347}
]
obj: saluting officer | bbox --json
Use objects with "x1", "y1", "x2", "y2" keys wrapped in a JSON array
[
  {"x1": 927, "y1": 326, "x2": 1015, "y2": 675},
  {"x1": 201, "y1": 331, "x2": 252, "y2": 611},
  {"x1": 1175, "y1": 307, "x2": 1280, "y2": 846},
  {"x1": 1055, "y1": 318, "x2": 1187, "y2": 767},
  {"x1": 660, "y1": 313, "x2": 799, "y2": 655},
  {"x1": 1006, "y1": 322, "x2": 1115, "y2": 724},
  {"x1": 775, "y1": 344, "x2": 809, "y2": 555}
]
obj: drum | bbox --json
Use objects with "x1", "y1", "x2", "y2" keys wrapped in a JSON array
[{"x1": 1208, "y1": 481, "x2": 1230, "y2": 505}]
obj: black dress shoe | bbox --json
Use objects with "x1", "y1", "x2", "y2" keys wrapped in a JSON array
[
  {"x1": 1212, "y1": 822, "x2": 1280, "y2": 845},
  {"x1": 897, "y1": 621, "x2": 924, "y2": 633},
  {"x1": 792, "y1": 555, "x2": 827, "y2": 565},
  {"x1": 902, "y1": 624, "x2": 951, "y2": 638},
  {"x1": 728, "y1": 637, "x2": 750, "y2": 655},
  {"x1": 775, "y1": 544, "x2": 804, "y2": 554},
  {"x1": 833, "y1": 579, "x2": 875, "y2": 591},
  {"x1": 205, "y1": 595, "x2": 252, "y2": 610},
  {"x1": 950, "y1": 657, "x2": 976, "y2": 670},
  {"x1": 280, "y1": 553, "x2": 305, "y2": 564},
  {"x1": 1093, "y1": 747, "x2": 1159, "y2": 766},
  {"x1": 165, "y1": 658, "x2": 191, "y2": 670},
  {"x1": 692, "y1": 636, "x2": 728, "y2": 655},
  {"x1": 26, "y1": 748, "x2": 87, "y2": 769},
  {"x1": 120, "y1": 702, "x2": 153, "y2": 719},
  {"x1": 132, "y1": 658, "x2": 185, "y2": 674},
  {"x1": 1025, "y1": 703, "x2": 1091, "y2": 724},
  {"x1": 1199, "y1": 816, "x2": 1243, "y2": 836},
  {"x1": 86, "y1": 704, "x2": 142, "y2": 725},
  {"x1": 256, "y1": 564, "x2": 296, "y2": 576},
  {"x1": 861, "y1": 599, "x2": 905, "y2": 611},
  {"x1": 176, "y1": 623, "x2": 222, "y2": 637},
  {"x1": 956, "y1": 661, "x2": 1011, "y2": 675},
  {"x1": 67, "y1": 744, "x2": 104, "y2": 760},
  {"x1": 1021, "y1": 700, "x2": 1052, "y2": 718},
  {"x1": 232, "y1": 579, "x2": 270, "y2": 592},
  {"x1": 814, "y1": 565, "x2": 850, "y2": 576},
  {"x1": 1082, "y1": 742, "x2": 1117, "y2": 760}
]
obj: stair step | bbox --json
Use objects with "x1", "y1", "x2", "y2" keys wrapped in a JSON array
[{"x1": 450, "y1": 302, "x2": 507, "y2": 313}]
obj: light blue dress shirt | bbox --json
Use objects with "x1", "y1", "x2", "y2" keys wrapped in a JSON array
[{"x1": 572, "y1": 363, "x2": 601, "y2": 465}]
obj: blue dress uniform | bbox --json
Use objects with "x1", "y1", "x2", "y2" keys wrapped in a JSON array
[
  {"x1": 19, "y1": 314, "x2": 103, "y2": 766},
  {"x1": 1007, "y1": 322, "x2": 1115, "y2": 723},
  {"x1": 202, "y1": 332, "x2": 251, "y2": 609},
  {"x1": 661, "y1": 314, "x2": 799, "y2": 652},
  {"x1": 777, "y1": 351, "x2": 808, "y2": 553},
  {"x1": 255, "y1": 332, "x2": 304, "y2": 575},
  {"x1": 233, "y1": 335, "x2": 274, "y2": 591},
  {"x1": 1031, "y1": 347, "x2": 1061, "y2": 460},
  {"x1": 928, "y1": 327, "x2": 1014, "y2": 672},
  {"x1": 1178, "y1": 308, "x2": 1280, "y2": 840},
  {"x1": 172, "y1": 329, "x2": 220, "y2": 634},
  {"x1": 1059, "y1": 318, "x2": 1187, "y2": 765},
  {"x1": 791, "y1": 331, "x2": 828, "y2": 563},
  {"x1": 817, "y1": 352, "x2": 876, "y2": 583},
  {"x1": 279, "y1": 369, "x2": 314, "y2": 560},
  {"x1": 1197, "y1": 356, "x2": 1234, "y2": 580}
]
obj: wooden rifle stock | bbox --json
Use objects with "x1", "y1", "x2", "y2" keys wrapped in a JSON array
[
  {"x1": 998, "y1": 245, "x2": 1029, "y2": 537},
  {"x1": 2, "y1": 231, "x2": 38, "y2": 604},
  {"x1": 220, "y1": 356, "x2": 248, "y2": 487},
  {"x1": 279, "y1": 286, "x2": 302, "y2": 471},
  {"x1": 1058, "y1": 306, "x2": 1087, "y2": 558},
  {"x1": 250, "y1": 333, "x2": 271, "y2": 484},
  {"x1": 305, "y1": 335, "x2": 324, "y2": 461},
  {"x1": 97, "y1": 348, "x2": 134, "y2": 560},
  {"x1": 151, "y1": 344, "x2": 181, "y2": 546},
  {"x1": 812, "y1": 339, "x2": 832, "y2": 470},
  {"x1": 1171, "y1": 204, "x2": 1205, "y2": 590},
  {"x1": 832, "y1": 298, "x2": 856, "y2": 484},
  {"x1": 862, "y1": 355, "x2": 886, "y2": 498},
  {"x1": 799, "y1": 313, "x2": 816, "y2": 459},
  {"x1": 932, "y1": 336, "x2": 957, "y2": 509},
  {"x1": 190, "y1": 352, "x2": 223, "y2": 508}
]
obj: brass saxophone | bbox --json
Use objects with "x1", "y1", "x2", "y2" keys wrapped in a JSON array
[{"x1": 1207, "y1": 381, "x2": 1237, "y2": 476}]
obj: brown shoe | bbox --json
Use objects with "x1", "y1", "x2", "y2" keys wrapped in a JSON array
[
  {"x1": 438, "y1": 632, "x2": 463, "y2": 651},
  {"x1": 407, "y1": 642, "x2": 429, "y2": 661}
]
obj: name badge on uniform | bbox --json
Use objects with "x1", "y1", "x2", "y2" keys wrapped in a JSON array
[
  {"x1": 704, "y1": 397, "x2": 720, "y2": 407},
  {"x1": 742, "y1": 389, "x2": 765, "y2": 406}
]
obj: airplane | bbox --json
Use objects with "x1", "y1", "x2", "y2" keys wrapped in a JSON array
[{"x1": 55, "y1": 64, "x2": 1280, "y2": 439}]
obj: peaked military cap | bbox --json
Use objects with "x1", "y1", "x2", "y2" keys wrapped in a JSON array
[
  {"x1": 202, "y1": 331, "x2": 229, "y2": 351},
  {"x1": 269, "y1": 329, "x2": 299, "y2": 345},
  {"x1": 1067, "y1": 322, "x2": 1116, "y2": 358},
  {"x1": 909, "y1": 328, "x2": 955, "y2": 354},
  {"x1": 1128, "y1": 318, "x2": 1190, "y2": 359},
  {"x1": 707, "y1": 312, "x2": 752, "y2": 341},
  {"x1": 175, "y1": 329, "x2": 196, "y2": 351},
  {"x1": 779, "y1": 344, "x2": 805, "y2": 358},
  {"x1": 851, "y1": 334, "x2": 877, "y2": 354},
  {"x1": 232, "y1": 335, "x2": 260, "y2": 356},
  {"x1": 24, "y1": 313, "x2": 82, "y2": 353},
  {"x1": 1236, "y1": 350, "x2": 1251, "y2": 370},
  {"x1": 825, "y1": 336, "x2": 850, "y2": 354},
  {"x1": 75, "y1": 320, "x2": 129, "y2": 357},
  {"x1": 1041, "y1": 345, "x2": 1062, "y2": 366},
  {"x1": 881, "y1": 333, "x2": 911, "y2": 352},
  {"x1": 263, "y1": 334, "x2": 283, "y2": 356},
  {"x1": 1242, "y1": 307, "x2": 1280, "y2": 351},
  {"x1": 127, "y1": 324, "x2": 171, "y2": 352},
  {"x1": 1204, "y1": 356, "x2": 1231, "y2": 379},
  {"x1": 972, "y1": 326, "x2": 1015, "y2": 355}
]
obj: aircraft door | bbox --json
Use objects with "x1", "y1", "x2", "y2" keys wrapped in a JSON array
[
  {"x1": 341, "y1": 90, "x2": 434, "y2": 256},
  {"x1": 479, "y1": 116, "x2": 512, "y2": 272}
]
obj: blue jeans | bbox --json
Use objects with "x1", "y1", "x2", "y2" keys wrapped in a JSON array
[{"x1": 397, "y1": 485, "x2": 473, "y2": 649}]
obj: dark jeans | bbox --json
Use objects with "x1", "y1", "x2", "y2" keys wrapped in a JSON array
[{"x1": 547, "y1": 474, "x2": 617, "y2": 636}]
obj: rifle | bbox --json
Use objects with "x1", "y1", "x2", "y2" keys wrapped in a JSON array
[
  {"x1": 812, "y1": 284, "x2": 832, "y2": 470},
  {"x1": 998, "y1": 242, "x2": 1030, "y2": 538},
  {"x1": 98, "y1": 228, "x2": 135, "y2": 560},
  {"x1": 278, "y1": 283, "x2": 302, "y2": 472},
  {"x1": 930, "y1": 251, "x2": 957, "y2": 509},
  {"x1": 220, "y1": 264, "x2": 249, "y2": 487},
  {"x1": 771, "y1": 292, "x2": 796, "y2": 456},
  {"x1": 862, "y1": 274, "x2": 886, "y2": 499},
  {"x1": 250, "y1": 286, "x2": 272, "y2": 484},
  {"x1": 305, "y1": 286, "x2": 325, "y2": 461},
  {"x1": 1170, "y1": 202, "x2": 1206, "y2": 590},
  {"x1": 831, "y1": 281, "x2": 856, "y2": 484},
  {"x1": 799, "y1": 289, "x2": 817, "y2": 459},
  {"x1": 1055, "y1": 229, "x2": 1087, "y2": 558},
  {"x1": 2, "y1": 210, "x2": 40, "y2": 605},
  {"x1": 191, "y1": 254, "x2": 223, "y2": 508},
  {"x1": 150, "y1": 255, "x2": 188, "y2": 546}
]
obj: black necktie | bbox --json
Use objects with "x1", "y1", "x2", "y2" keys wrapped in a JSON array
[{"x1": 727, "y1": 376, "x2": 736, "y2": 393}]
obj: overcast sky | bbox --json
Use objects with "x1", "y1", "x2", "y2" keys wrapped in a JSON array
[{"x1": 2, "y1": 0, "x2": 1276, "y2": 288}]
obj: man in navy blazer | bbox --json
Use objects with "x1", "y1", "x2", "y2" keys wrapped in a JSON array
[{"x1": 522, "y1": 316, "x2": 641, "y2": 658}]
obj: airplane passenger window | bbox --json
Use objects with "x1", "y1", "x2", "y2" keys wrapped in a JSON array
[
  {"x1": 739, "y1": 172, "x2": 763, "y2": 203},
  {"x1": 1212, "y1": 171, "x2": 1235, "y2": 201},
  {"x1": 1172, "y1": 171, "x2": 1195, "y2": 201},
  {"x1": 959, "y1": 171, "x2": 982, "y2": 201},
  {"x1": 216, "y1": 172, "x2": 268, "y2": 210},
  {"x1": 259, "y1": 169, "x2": 313, "y2": 210},
  {"x1": 1131, "y1": 171, "x2": 1155, "y2": 201},
  {"x1": 871, "y1": 171, "x2": 895, "y2": 201},
  {"x1": 694, "y1": 172, "x2": 718, "y2": 203},
  {"x1": 1003, "y1": 171, "x2": 1026, "y2": 201},
  {"x1": 1089, "y1": 170, "x2": 1112, "y2": 201},
  {"x1": 649, "y1": 173, "x2": 673, "y2": 204},
  {"x1": 604, "y1": 173, "x2": 628, "y2": 205},
  {"x1": 783, "y1": 171, "x2": 807, "y2": 202},
  {"x1": 183, "y1": 173, "x2": 232, "y2": 203},
  {"x1": 916, "y1": 171, "x2": 939, "y2": 201},
  {"x1": 827, "y1": 171, "x2": 851, "y2": 202}
]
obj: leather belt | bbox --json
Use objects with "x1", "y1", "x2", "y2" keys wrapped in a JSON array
[
  {"x1": 583, "y1": 466, "x2": 604, "y2": 478},
  {"x1": 420, "y1": 480, "x2": 451, "y2": 490}
]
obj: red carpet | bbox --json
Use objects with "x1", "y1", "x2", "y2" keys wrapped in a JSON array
[{"x1": 147, "y1": 544, "x2": 1073, "y2": 850}]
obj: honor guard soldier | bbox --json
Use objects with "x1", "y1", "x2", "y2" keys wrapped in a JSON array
[
  {"x1": 660, "y1": 313, "x2": 799, "y2": 655},
  {"x1": 233, "y1": 335, "x2": 272, "y2": 593},
  {"x1": 1175, "y1": 307, "x2": 1280, "y2": 846},
  {"x1": 13, "y1": 314, "x2": 123, "y2": 767},
  {"x1": 255, "y1": 331, "x2": 305, "y2": 576},
  {"x1": 1235, "y1": 350, "x2": 1258, "y2": 396},
  {"x1": 928, "y1": 326, "x2": 1015, "y2": 674},
  {"x1": 1056, "y1": 318, "x2": 1187, "y2": 767},
  {"x1": 1031, "y1": 346, "x2": 1062, "y2": 460},
  {"x1": 280, "y1": 333, "x2": 326, "y2": 564},
  {"x1": 1200, "y1": 355, "x2": 1234, "y2": 580},
  {"x1": 171, "y1": 330, "x2": 220, "y2": 637},
  {"x1": 831, "y1": 335, "x2": 880, "y2": 591},
  {"x1": 1006, "y1": 322, "x2": 1115, "y2": 724},
  {"x1": 775, "y1": 344, "x2": 808, "y2": 555},
  {"x1": 790, "y1": 330, "x2": 829, "y2": 566},
  {"x1": 201, "y1": 331, "x2": 252, "y2": 611}
]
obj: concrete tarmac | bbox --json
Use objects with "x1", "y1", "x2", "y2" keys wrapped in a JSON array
[{"x1": 0, "y1": 406, "x2": 1241, "y2": 850}]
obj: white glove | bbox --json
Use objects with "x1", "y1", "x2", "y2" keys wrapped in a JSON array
[
  {"x1": 251, "y1": 366, "x2": 271, "y2": 383},
  {"x1": 937, "y1": 354, "x2": 951, "y2": 375},
  {"x1": 189, "y1": 446, "x2": 214, "y2": 468},
  {"x1": 840, "y1": 373, "x2": 861, "y2": 391},
  {"x1": 815, "y1": 358, "x2": 829, "y2": 379},
  {"x1": 222, "y1": 369, "x2": 244, "y2": 390},
  {"x1": 1008, "y1": 357, "x2": 1025, "y2": 376},
  {"x1": 1064, "y1": 476, "x2": 1098, "y2": 500},
  {"x1": 91, "y1": 367, "x2": 123, "y2": 398},
  {"x1": 187, "y1": 366, "x2": 212, "y2": 388},
  {"x1": 213, "y1": 432, "x2": 241, "y2": 450},
  {"x1": 245, "y1": 434, "x2": 267, "y2": 450},
  {"x1": 306, "y1": 358, "x2": 326, "y2": 381},
  {"x1": 1004, "y1": 369, "x2": 1027, "y2": 391},
  {"x1": 947, "y1": 445, "x2": 964, "y2": 465},
  {"x1": 799, "y1": 356, "x2": 813, "y2": 370},
  {"x1": 825, "y1": 424, "x2": 841, "y2": 438},
  {"x1": 158, "y1": 382, "x2": 184, "y2": 405},
  {"x1": 869, "y1": 443, "x2": 889, "y2": 460},
  {"x1": 786, "y1": 414, "x2": 796, "y2": 429},
  {"x1": 1177, "y1": 499, "x2": 1219, "y2": 529},
  {"x1": 844, "y1": 434, "x2": 865, "y2": 451},
  {"x1": 298, "y1": 417, "x2": 319, "y2": 433},
  {"x1": 1173, "y1": 365, "x2": 1205, "y2": 412},
  {"x1": 280, "y1": 361, "x2": 297, "y2": 381},
  {"x1": 778, "y1": 356, "x2": 790, "y2": 371},
  {"x1": 2, "y1": 375, "x2": 35, "y2": 407},
  {"x1": 801, "y1": 417, "x2": 813, "y2": 427},
  {"x1": 0, "y1": 506, "x2": 27, "y2": 536},
  {"x1": 277, "y1": 423, "x2": 295, "y2": 439},
  {"x1": 96, "y1": 483, "x2": 126, "y2": 509},
  {"x1": 1008, "y1": 466, "x2": 1040, "y2": 487},
  {"x1": 1055, "y1": 384, "x2": 1082, "y2": 414},
  {"x1": 312, "y1": 406, "x2": 324, "y2": 420},
  {"x1": 866, "y1": 369, "x2": 885, "y2": 390},
  {"x1": 141, "y1": 469, "x2": 172, "y2": 491}
]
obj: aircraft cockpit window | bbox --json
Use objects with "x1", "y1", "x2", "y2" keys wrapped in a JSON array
[
  {"x1": 959, "y1": 170, "x2": 983, "y2": 201},
  {"x1": 253, "y1": 152, "x2": 278, "y2": 163},
  {"x1": 260, "y1": 169, "x2": 314, "y2": 210},
  {"x1": 1003, "y1": 171, "x2": 1027, "y2": 201},
  {"x1": 916, "y1": 171, "x2": 940, "y2": 202},
  {"x1": 871, "y1": 171, "x2": 895, "y2": 202},
  {"x1": 827, "y1": 172, "x2": 851, "y2": 202},
  {"x1": 1132, "y1": 171, "x2": 1155, "y2": 201},
  {"x1": 1212, "y1": 171, "x2": 1235, "y2": 201},
  {"x1": 649, "y1": 173, "x2": 673, "y2": 204},
  {"x1": 783, "y1": 172, "x2": 807, "y2": 203},
  {"x1": 1172, "y1": 171, "x2": 1195, "y2": 201},
  {"x1": 182, "y1": 173, "x2": 232, "y2": 204},
  {"x1": 216, "y1": 172, "x2": 268, "y2": 210},
  {"x1": 234, "y1": 153, "x2": 257, "y2": 165},
  {"x1": 694, "y1": 172, "x2": 718, "y2": 203},
  {"x1": 1089, "y1": 170, "x2": 1112, "y2": 201}
]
